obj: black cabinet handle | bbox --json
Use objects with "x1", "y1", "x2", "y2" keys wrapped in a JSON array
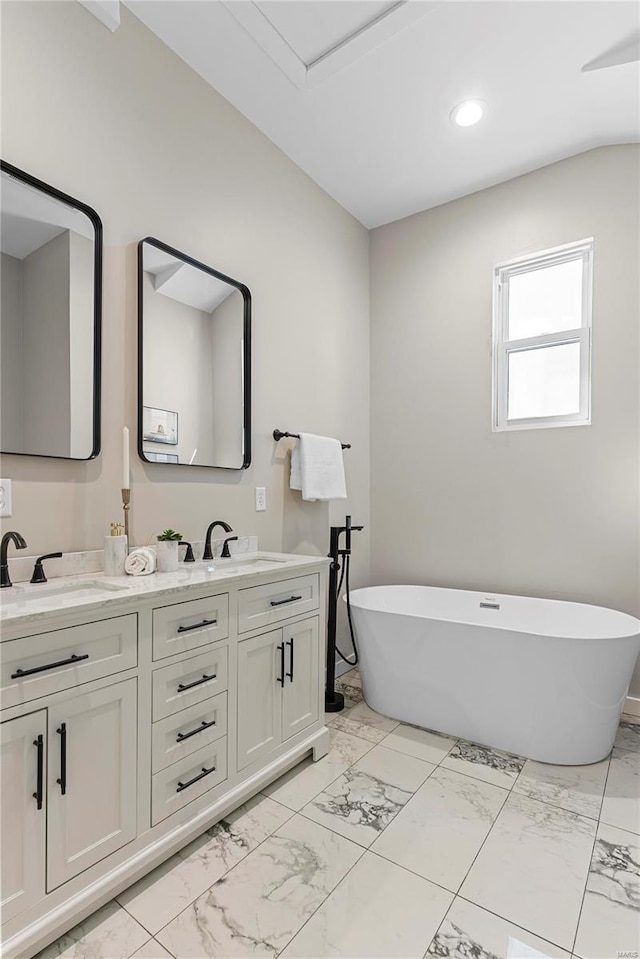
[
  {"x1": 270, "y1": 595, "x2": 302, "y2": 608},
  {"x1": 277, "y1": 642, "x2": 285, "y2": 686},
  {"x1": 176, "y1": 718, "x2": 216, "y2": 743},
  {"x1": 32, "y1": 734, "x2": 44, "y2": 810},
  {"x1": 56, "y1": 723, "x2": 67, "y2": 795},
  {"x1": 176, "y1": 764, "x2": 216, "y2": 793},
  {"x1": 287, "y1": 637, "x2": 294, "y2": 682},
  {"x1": 177, "y1": 673, "x2": 216, "y2": 693},
  {"x1": 11, "y1": 653, "x2": 89, "y2": 679},
  {"x1": 177, "y1": 619, "x2": 217, "y2": 633}
]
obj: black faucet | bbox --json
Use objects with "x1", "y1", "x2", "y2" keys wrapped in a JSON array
[
  {"x1": 179, "y1": 541, "x2": 195, "y2": 563},
  {"x1": 1, "y1": 531, "x2": 28, "y2": 588},
  {"x1": 31, "y1": 552, "x2": 63, "y2": 584},
  {"x1": 203, "y1": 520, "x2": 233, "y2": 560},
  {"x1": 221, "y1": 535, "x2": 239, "y2": 559}
]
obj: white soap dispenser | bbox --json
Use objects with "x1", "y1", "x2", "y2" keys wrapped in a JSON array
[{"x1": 104, "y1": 522, "x2": 127, "y2": 576}]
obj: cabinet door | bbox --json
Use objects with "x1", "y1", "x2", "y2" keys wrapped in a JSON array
[
  {"x1": 282, "y1": 618, "x2": 319, "y2": 742},
  {"x1": 1, "y1": 710, "x2": 47, "y2": 922},
  {"x1": 237, "y1": 630, "x2": 283, "y2": 771},
  {"x1": 47, "y1": 679, "x2": 137, "y2": 891}
]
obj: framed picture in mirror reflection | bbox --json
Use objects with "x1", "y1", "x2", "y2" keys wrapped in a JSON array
[{"x1": 142, "y1": 407, "x2": 178, "y2": 445}]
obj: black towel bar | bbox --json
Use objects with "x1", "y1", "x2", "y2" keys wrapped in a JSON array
[{"x1": 273, "y1": 429, "x2": 351, "y2": 450}]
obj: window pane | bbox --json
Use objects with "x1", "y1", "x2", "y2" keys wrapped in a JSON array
[
  {"x1": 507, "y1": 342, "x2": 581, "y2": 420},
  {"x1": 508, "y1": 258, "x2": 583, "y2": 340}
]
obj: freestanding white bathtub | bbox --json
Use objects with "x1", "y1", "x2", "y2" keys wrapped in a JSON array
[{"x1": 347, "y1": 585, "x2": 640, "y2": 765}]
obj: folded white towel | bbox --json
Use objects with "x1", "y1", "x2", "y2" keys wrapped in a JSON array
[
  {"x1": 125, "y1": 547, "x2": 156, "y2": 576},
  {"x1": 290, "y1": 433, "x2": 347, "y2": 502}
]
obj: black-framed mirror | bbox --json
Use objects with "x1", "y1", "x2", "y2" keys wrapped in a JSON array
[
  {"x1": 138, "y1": 238, "x2": 251, "y2": 470},
  {"x1": 0, "y1": 161, "x2": 102, "y2": 460}
]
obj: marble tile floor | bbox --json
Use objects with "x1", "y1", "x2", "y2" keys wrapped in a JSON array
[{"x1": 36, "y1": 672, "x2": 639, "y2": 959}]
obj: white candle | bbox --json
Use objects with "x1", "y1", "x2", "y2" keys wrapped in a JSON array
[{"x1": 122, "y1": 427, "x2": 130, "y2": 490}]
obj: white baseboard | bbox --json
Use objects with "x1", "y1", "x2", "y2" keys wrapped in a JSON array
[
  {"x1": 335, "y1": 657, "x2": 357, "y2": 677},
  {"x1": 624, "y1": 696, "x2": 640, "y2": 717}
]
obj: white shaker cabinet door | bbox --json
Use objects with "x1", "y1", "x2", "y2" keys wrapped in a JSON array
[
  {"x1": 46, "y1": 679, "x2": 137, "y2": 891},
  {"x1": 0, "y1": 710, "x2": 47, "y2": 923},
  {"x1": 237, "y1": 629, "x2": 283, "y2": 771},
  {"x1": 282, "y1": 617, "x2": 319, "y2": 742}
]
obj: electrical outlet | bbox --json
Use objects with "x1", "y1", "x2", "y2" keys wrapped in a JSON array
[
  {"x1": 0, "y1": 479, "x2": 12, "y2": 518},
  {"x1": 255, "y1": 486, "x2": 267, "y2": 512}
]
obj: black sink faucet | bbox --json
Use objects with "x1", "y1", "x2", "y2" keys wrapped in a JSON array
[
  {"x1": 203, "y1": 520, "x2": 233, "y2": 560},
  {"x1": 221, "y1": 536, "x2": 239, "y2": 559},
  {"x1": 1, "y1": 531, "x2": 28, "y2": 588}
]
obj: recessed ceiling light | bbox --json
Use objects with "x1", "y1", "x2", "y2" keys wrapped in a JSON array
[{"x1": 451, "y1": 100, "x2": 486, "y2": 128}]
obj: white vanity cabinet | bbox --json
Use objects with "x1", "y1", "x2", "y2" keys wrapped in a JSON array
[
  {"x1": 0, "y1": 554, "x2": 328, "y2": 959},
  {"x1": 0, "y1": 710, "x2": 47, "y2": 923},
  {"x1": 46, "y1": 679, "x2": 138, "y2": 889},
  {"x1": 237, "y1": 617, "x2": 319, "y2": 770}
]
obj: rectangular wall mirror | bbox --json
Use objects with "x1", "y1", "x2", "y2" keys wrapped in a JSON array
[
  {"x1": 0, "y1": 161, "x2": 102, "y2": 460},
  {"x1": 138, "y1": 238, "x2": 251, "y2": 470}
]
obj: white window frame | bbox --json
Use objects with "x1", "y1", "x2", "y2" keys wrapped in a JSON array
[{"x1": 492, "y1": 238, "x2": 593, "y2": 432}]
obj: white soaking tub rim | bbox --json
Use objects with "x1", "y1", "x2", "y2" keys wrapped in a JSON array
[{"x1": 345, "y1": 584, "x2": 640, "y2": 642}]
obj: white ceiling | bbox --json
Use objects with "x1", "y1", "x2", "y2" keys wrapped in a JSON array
[
  {"x1": 124, "y1": 0, "x2": 640, "y2": 228},
  {"x1": 143, "y1": 245, "x2": 236, "y2": 313}
]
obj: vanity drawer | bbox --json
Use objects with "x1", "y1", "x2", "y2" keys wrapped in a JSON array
[
  {"x1": 152, "y1": 594, "x2": 229, "y2": 661},
  {"x1": 151, "y1": 737, "x2": 228, "y2": 825},
  {"x1": 1, "y1": 615, "x2": 137, "y2": 709},
  {"x1": 152, "y1": 646, "x2": 228, "y2": 721},
  {"x1": 152, "y1": 691, "x2": 227, "y2": 773},
  {"x1": 238, "y1": 574, "x2": 319, "y2": 634}
]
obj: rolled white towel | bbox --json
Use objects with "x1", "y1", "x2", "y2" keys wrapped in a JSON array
[{"x1": 125, "y1": 547, "x2": 157, "y2": 576}]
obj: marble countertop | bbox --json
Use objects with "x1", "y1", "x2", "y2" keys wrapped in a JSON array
[{"x1": 0, "y1": 552, "x2": 329, "y2": 629}]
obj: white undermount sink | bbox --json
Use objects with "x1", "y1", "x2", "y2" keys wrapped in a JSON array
[
  {"x1": 1, "y1": 579, "x2": 127, "y2": 606},
  {"x1": 182, "y1": 556, "x2": 289, "y2": 574}
]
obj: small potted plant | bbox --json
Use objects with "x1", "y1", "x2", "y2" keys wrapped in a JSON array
[{"x1": 156, "y1": 529, "x2": 182, "y2": 573}]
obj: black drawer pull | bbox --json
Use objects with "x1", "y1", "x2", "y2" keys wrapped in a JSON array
[
  {"x1": 33, "y1": 734, "x2": 44, "y2": 810},
  {"x1": 176, "y1": 764, "x2": 216, "y2": 793},
  {"x1": 56, "y1": 723, "x2": 67, "y2": 795},
  {"x1": 277, "y1": 642, "x2": 285, "y2": 686},
  {"x1": 177, "y1": 673, "x2": 216, "y2": 693},
  {"x1": 270, "y1": 595, "x2": 302, "y2": 608},
  {"x1": 176, "y1": 718, "x2": 216, "y2": 743},
  {"x1": 177, "y1": 618, "x2": 217, "y2": 633},
  {"x1": 11, "y1": 653, "x2": 89, "y2": 679},
  {"x1": 287, "y1": 637, "x2": 294, "y2": 682}
]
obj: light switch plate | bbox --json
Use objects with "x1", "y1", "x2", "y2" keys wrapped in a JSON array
[
  {"x1": 255, "y1": 487, "x2": 267, "y2": 511},
  {"x1": 0, "y1": 479, "x2": 12, "y2": 517}
]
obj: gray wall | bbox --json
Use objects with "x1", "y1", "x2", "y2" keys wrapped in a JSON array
[
  {"x1": 370, "y1": 145, "x2": 640, "y2": 694},
  {"x1": 0, "y1": 1, "x2": 370, "y2": 631}
]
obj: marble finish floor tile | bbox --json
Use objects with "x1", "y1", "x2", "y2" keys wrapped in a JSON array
[
  {"x1": 441, "y1": 740, "x2": 525, "y2": 788},
  {"x1": 615, "y1": 721, "x2": 640, "y2": 753},
  {"x1": 381, "y1": 723, "x2": 457, "y2": 764},
  {"x1": 335, "y1": 670, "x2": 364, "y2": 708},
  {"x1": 281, "y1": 850, "x2": 453, "y2": 958},
  {"x1": 574, "y1": 822, "x2": 640, "y2": 959},
  {"x1": 302, "y1": 744, "x2": 434, "y2": 847},
  {"x1": 426, "y1": 898, "x2": 571, "y2": 959},
  {"x1": 372, "y1": 766, "x2": 507, "y2": 891},
  {"x1": 262, "y1": 728, "x2": 373, "y2": 810},
  {"x1": 118, "y1": 795, "x2": 292, "y2": 933},
  {"x1": 328, "y1": 701, "x2": 399, "y2": 744},
  {"x1": 34, "y1": 900, "x2": 148, "y2": 959},
  {"x1": 600, "y1": 747, "x2": 640, "y2": 836},
  {"x1": 156, "y1": 814, "x2": 362, "y2": 958},
  {"x1": 129, "y1": 940, "x2": 173, "y2": 959},
  {"x1": 460, "y1": 792, "x2": 597, "y2": 950},
  {"x1": 513, "y1": 757, "x2": 609, "y2": 820}
]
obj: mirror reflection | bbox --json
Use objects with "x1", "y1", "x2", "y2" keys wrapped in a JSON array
[
  {"x1": 0, "y1": 163, "x2": 101, "y2": 459},
  {"x1": 138, "y1": 239, "x2": 251, "y2": 470}
]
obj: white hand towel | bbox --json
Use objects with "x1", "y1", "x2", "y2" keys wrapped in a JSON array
[
  {"x1": 124, "y1": 547, "x2": 157, "y2": 576},
  {"x1": 290, "y1": 433, "x2": 347, "y2": 502}
]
